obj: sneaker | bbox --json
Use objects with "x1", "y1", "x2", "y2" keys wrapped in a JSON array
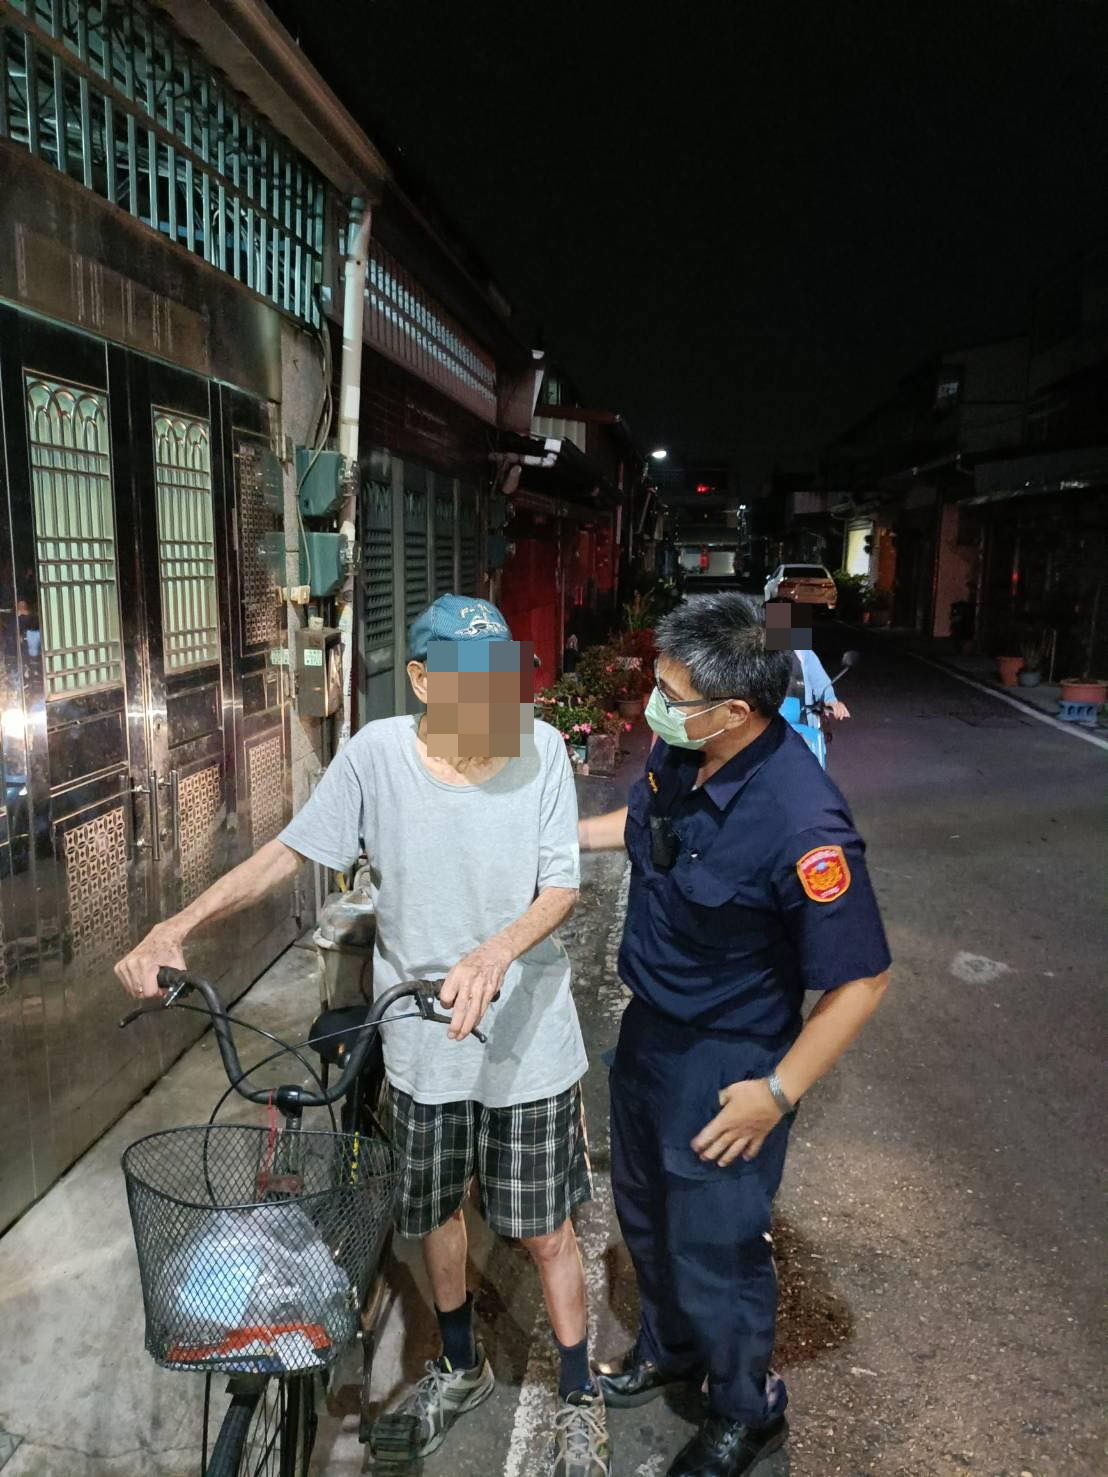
[
  {"x1": 551, "y1": 1388, "x2": 612, "y2": 1477},
  {"x1": 388, "y1": 1342, "x2": 495, "y2": 1458}
]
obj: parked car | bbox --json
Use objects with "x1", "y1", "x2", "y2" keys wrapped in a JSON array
[{"x1": 763, "y1": 563, "x2": 837, "y2": 612}]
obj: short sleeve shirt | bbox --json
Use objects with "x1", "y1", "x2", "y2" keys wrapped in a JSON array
[
  {"x1": 279, "y1": 717, "x2": 586, "y2": 1107},
  {"x1": 618, "y1": 716, "x2": 890, "y2": 1041}
]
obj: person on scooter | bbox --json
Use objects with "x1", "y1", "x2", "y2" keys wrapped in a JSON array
[
  {"x1": 796, "y1": 646, "x2": 850, "y2": 722},
  {"x1": 764, "y1": 602, "x2": 850, "y2": 723}
]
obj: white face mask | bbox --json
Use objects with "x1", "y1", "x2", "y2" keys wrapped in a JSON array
[{"x1": 645, "y1": 686, "x2": 732, "y2": 750}]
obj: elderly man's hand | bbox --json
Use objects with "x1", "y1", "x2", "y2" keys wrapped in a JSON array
[
  {"x1": 691, "y1": 1079, "x2": 783, "y2": 1167},
  {"x1": 440, "y1": 942, "x2": 512, "y2": 1041},
  {"x1": 115, "y1": 924, "x2": 186, "y2": 1000},
  {"x1": 830, "y1": 701, "x2": 850, "y2": 720}
]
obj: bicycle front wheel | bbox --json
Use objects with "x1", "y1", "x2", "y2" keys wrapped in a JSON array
[{"x1": 206, "y1": 1373, "x2": 317, "y2": 1477}]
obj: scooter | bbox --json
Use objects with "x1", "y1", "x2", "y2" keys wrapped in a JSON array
[{"x1": 780, "y1": 650, "x2": 860, "y2": 769}]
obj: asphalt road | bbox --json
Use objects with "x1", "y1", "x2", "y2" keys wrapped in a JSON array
[{"x1": 406, "y1": 631, "x2": 1106, "y2": 1477}]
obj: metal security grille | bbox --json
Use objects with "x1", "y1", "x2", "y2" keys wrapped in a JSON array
[
  {"x1": 366, "y1": 242, "x2": 497, "y2": 423},
  {"x1": 434, "y1": 487, "x2": 455, "y2": 597},
  {"x1": 361, "y1": 480, "x2": 393, "y2": 650},
  {"x1": 403, "y1": 489, "x2": 428, "y2": 624},
  {"x1": 177, "y1": 763, "x2": 222, "y2": 906},
  {"x1": 248, "y1": 733, "x2": 285, "y2": 850},
  {"x1": 458, "y1": 487, "x2": 479, "y2": 595},
  {"x1": 63, "y1": 804, "x2": 130, "y2": 965},
  {"x1": 1, "y1": 0, "x2": 325, "y2": 325},
  {"x1": 25, "y1": 373, "x2": 124, "y2": 697},
  {"x1": 153, "y1": 410, "x2": 218, "y2": 672},
  {"x1": 235, "y1": 437, "x2": 281, "y2": 650}
]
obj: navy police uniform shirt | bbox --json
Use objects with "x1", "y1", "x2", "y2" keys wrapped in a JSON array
[{"x1": 618, "y1": 715, "x2": 891, "y2": 1040}]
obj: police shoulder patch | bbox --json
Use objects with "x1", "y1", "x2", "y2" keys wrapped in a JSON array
[{"x1": 796, "y1": 844, "x2": 852, "y2": 903}]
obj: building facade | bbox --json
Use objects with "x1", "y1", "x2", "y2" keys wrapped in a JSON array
[{"x1": 0, "y1": 0, "x2": 538, "y2": 1231}]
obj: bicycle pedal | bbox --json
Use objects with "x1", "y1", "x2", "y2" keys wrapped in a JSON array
[{"x1": 368, "y1": 1412, "x2": 421, "y2": 1468}]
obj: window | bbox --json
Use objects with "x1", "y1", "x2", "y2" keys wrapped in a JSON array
[
  {"x1": 2, "y1": 0, "x2": 326, "y2": 325},
  {"x1": 25, "y1": 374, "x2": 124, "y2": 697},
  {"x1": 782, "y1": 565, "x2": 830, "y2": 579},
  {"x1": 153, "y1": 410, "x2": 218, "y2": 672}
]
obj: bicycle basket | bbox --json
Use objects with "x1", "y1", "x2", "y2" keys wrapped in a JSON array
[{"x1": 122, "y1": 1125, "x2": 399, "y2": 1373}]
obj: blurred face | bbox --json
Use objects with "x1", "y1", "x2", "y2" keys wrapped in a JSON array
[
  {"x1": 764, "y1": 601, "x2": 811, "y2": 651},
  {"x1": 408, "y1": 641, "x2": 534, "y2": 758}
]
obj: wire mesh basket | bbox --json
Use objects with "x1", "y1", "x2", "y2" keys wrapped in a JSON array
[{"x1": 122, "y1": 1124, "x2": 400, "y2": 1373}]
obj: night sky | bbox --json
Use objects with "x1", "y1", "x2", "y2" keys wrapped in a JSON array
[{"x1": 267, "y1": 0, "x2": 1108, "y2": 491}]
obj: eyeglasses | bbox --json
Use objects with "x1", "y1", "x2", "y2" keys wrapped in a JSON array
[{"x1": 652, "y1": 664, "x2": 738, "y2": 715}]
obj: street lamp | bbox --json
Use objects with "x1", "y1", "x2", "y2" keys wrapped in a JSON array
[{"x1": 650, "y1": 447, "x2": 668, "y2": 461}]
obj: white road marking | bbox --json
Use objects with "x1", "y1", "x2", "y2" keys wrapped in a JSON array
[
  {"x1": 906, "y1": 652, "x2": 1108, "y2": 752},
  {"x1": 634, "y1": 1456, "x2": 667, "y2": 1476},
  {"x1": 503, "y1": 1172, "x2": 618, "y2": 1477},
  {"x1": 951, "y1": 951, "x2": 1013, "y2": 985}
]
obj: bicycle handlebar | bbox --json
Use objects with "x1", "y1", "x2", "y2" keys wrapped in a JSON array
[{"x1": 120, "y1": 969, "x2": 479, "y2": 1113}]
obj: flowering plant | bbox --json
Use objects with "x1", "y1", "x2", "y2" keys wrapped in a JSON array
[{"x1": 534, "y1": 686, "x2": 606, "y2": 743}]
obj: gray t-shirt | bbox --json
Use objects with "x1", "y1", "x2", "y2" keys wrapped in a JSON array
[{"x1": 279, "y1": 716, "x2": 585, "y2": 1107}]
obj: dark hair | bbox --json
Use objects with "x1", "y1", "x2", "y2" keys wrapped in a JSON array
[{"x1": 654, "y1": 592, "x2": 791, "y2": 714}]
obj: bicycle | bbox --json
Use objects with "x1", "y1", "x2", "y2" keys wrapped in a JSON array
[{"x1": 119, "y1": 967, "x2": 483, "y2": 1475}]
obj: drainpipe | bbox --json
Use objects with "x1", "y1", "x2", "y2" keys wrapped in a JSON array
[{"x1": 335, "y1": 198, "x2": 372, "y2": 747}]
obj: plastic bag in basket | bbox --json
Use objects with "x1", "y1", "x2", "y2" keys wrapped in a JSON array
[{"x1": 171, "y1": 1203, "x2": 354, "y2": 1367}]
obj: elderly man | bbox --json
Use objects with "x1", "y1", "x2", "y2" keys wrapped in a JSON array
[
  {"x1": 580, "y1": 592, "x2": 890, "y2": 1477},
  {"x1": 117, "y1": 594, "x2": 610, "y2": 1477}
]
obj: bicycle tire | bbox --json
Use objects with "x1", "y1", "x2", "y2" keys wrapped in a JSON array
[{"x1": 206, "y1": 1374, "x2": 315, "y2": 1477}]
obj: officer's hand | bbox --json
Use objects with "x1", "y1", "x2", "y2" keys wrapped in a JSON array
[
  {"x1": 440, "y1": 942, "x2": 512, "y2": 1041},
  {"x1": 831, "y1": 701, "x2": 850, "y2": 720},
  {"x1": 114, "y1": 924, "x2": 186, "y2": 1000},
  {"x1": 692, "y1": 1079, "x2": 783, "y2": 1168}
]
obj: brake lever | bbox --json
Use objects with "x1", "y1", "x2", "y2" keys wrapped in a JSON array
[
  {"x1": 118, "y1": 977, "x2": 190, "y2": 1029},
  {"x1": 414, "y1": 982, "x2": 495, "y2": 1045}
]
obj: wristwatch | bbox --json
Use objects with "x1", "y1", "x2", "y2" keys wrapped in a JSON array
[{"x1": 766, "y1": 1071, "x2": 795, "y2": 1116}]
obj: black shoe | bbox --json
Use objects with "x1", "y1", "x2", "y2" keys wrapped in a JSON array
[
  {"x1": 666, "y1": 1411, "x2": 788, "y2": 1477},
  {"x1": 592, "y1": 1346, "x2": 695, "y2": 1409}
]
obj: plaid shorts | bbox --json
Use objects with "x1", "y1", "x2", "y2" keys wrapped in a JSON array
[{"x1": 388, "y1": 1083, "x2": 593, "y2": 1240}]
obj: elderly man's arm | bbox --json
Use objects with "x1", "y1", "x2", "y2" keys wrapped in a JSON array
[
  {"x1": 440, "y1": 885, "x2": 579, "y2": 1040},
  {"x1": 115, "y1": 839, "x2": 306, "y2": 999},
  {"x1": 692, "y1": 971, "x2": 889, "y2": 1165},
  {"x1": 579, "y1": 806, "x2": 629, "y2": 852}
]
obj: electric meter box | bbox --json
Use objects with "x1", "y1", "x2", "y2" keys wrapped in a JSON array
[
  {"x1": 298, "y1": 531, "x2": 345, "y2": 597},
  {"x1": 296, "y1": 627, "x2": 343, "y2": 717},
  {"x1": 296, "y1": 447, "x2": 345, "y2": 517}
]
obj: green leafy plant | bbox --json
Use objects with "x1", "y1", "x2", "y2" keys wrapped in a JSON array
[{"x1": 831, "y1": 570, "x2": 874, "y2": 621}]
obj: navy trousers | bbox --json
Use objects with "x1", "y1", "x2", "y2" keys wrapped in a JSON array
[{"x1": 609, "y1": 998, "x2": 795, "y2": 1426}]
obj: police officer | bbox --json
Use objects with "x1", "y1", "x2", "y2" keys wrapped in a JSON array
[{"x1": 579, "y1": 592, "x2": 890, "y2": 1477}]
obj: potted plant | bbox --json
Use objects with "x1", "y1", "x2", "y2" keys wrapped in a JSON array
[
  {"x1": 991, "y1": 625, "x2": 1023, "y2": 687},
  {"x1": 1018, "y1": 632, "x2": 1046, "y2": 688},
  {"x1": 534, "y1": 684, "x2": 606, "y2": 764},
  {"x1": 1059, "y1": 579, "x2": 1106, "y2": 708}
]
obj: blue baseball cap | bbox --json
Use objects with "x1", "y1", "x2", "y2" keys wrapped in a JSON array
[{"x1": 407, "y1": 594, "x2": 513, "y2": 662}]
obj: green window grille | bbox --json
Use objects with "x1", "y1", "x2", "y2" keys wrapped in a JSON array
[
  {"x1": 434, "y1": 486, "x2": 455, "y2": 597},
  {"x1": 403, "y1": 488, "x2": 428, "y2": 624},
  {"x1": 2, "y1": 0, "x2": 325, "y2": 326},
  {"x1": 25, "y1": 373, "x2": 124, "y2": 697},
  {"x1": 458, "y1": 487, "x2": 479, "y2": 595},
  {"x1": 361, "y1": 479, "x2": 394, "y2": 652},
  {"x1": 366, "y1": 243, "x2": 498, "y2": 423},
  {"x1": 153, "y1": 409, "x2": 218, "y2": 671}
]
